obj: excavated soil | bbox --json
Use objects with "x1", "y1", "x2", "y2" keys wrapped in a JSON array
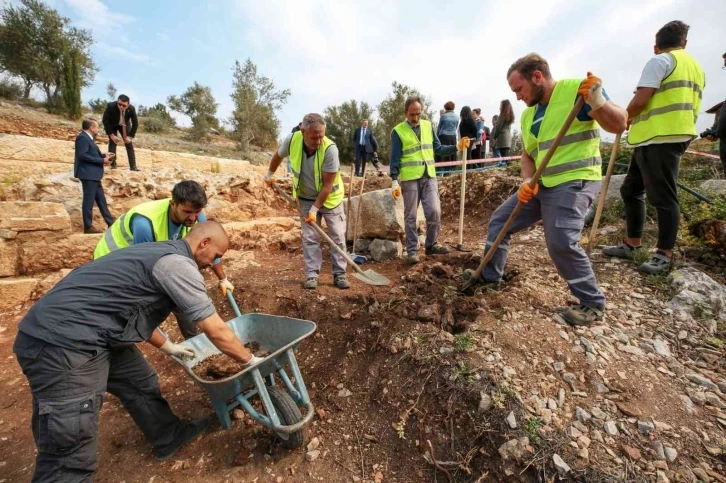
[{"x1": 192, "y1": 343, "x2": 272, "y2": 381}]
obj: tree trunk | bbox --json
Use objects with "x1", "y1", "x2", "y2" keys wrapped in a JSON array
[{"x1": 22, "y1": 79, "x2": 33, "y2": 99}]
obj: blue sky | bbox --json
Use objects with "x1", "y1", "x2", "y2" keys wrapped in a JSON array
[{"x1": 6, "y1": 0, "x2": 726, "y2": 140}]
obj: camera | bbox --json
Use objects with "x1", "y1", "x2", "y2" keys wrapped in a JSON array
[{"x1": 700, "y1": 126, "x2": 717, "y2": 139}]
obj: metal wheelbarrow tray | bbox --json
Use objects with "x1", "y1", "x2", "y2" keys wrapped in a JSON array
[{"x1": 173, "y1": 293, "x2": 316, "y2": 449}]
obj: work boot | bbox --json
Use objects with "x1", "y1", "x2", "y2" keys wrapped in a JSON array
[
  {"x1": 425, "y1": 243, "x2": 450, "y2": 255},
  {"x1": 405, "y1": 254, "x2": 420, "y2": 265},
  {"x1": 154, "y1": 417, "x2": 211, "y2": 461},
  {"x1": 83, "y1": 226, "x2": 103, "y2": 234},
  {"x1": 602, "y1": 241, "x2": 641, "y2": 259},
  {"x1": 561, "y1": 305, "x2": 604, "y2": 327},
  {"x1": 303, "y1": 277, "x2": 319, "y2": 289},
  {"x1": 334, "y1": 274, "x2": 351, "y2": 289},
  {"x1": 462, "y1": 269, "x2": 503, "y2": 291},
  {"x1": 638, "y1": 251, "x2": 673, "y2": 275}
]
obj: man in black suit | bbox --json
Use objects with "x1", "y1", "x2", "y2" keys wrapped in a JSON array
[
  {"x1": 75, "y1": 119, "x2": 115, "y2": 233},
  {"x1": 102, "y1": 94, "x2": 140, "y2": 171},
  {"x1": 352, "y1": 119, "x2": 382, "y2": 176}
]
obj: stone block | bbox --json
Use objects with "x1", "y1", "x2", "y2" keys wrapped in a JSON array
[
  {"x1": 0, "y1": 201, "x2": 71, "y2": 232},
  {"x1": 0, "y1": 277, "x2": 39, "y2": 311},
  {"x1": 18, "y1": 232, "x2": 100, "y2": 275},
  {"x1": 343, "y1": 188, "x2": 425, "y2": 241},
  {"x1": 369, "y1": 239, "x2": 402, "y2": 261},
  {"x1": 0, "y1": 239, "x2": 18, "y2": 277}
]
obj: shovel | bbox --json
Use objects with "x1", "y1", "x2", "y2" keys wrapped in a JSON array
[
  {"x1": 456, "y1": 138, "x2": 475, "y2": 252},
  {"x1": 460, "y1": 97, "x2": 585, "y2": 294},
  {"x1": 271, "y1": 183, "x2": 390, "y2": 286},
  {"x1": 586, "y1": 132, "x2": 622, "y2": 255}
]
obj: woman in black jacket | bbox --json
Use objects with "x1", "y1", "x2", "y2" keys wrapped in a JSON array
[{"x1": 459, "y1": 106, "x2": 478, "y2": 167}]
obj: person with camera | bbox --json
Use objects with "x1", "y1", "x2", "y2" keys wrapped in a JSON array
[
  {"x1": 700, "y1": 52, "x2": 726, "y2": 175},
  {"x1": 603, "y1": 21, "x2": 705, "y2": 275}
]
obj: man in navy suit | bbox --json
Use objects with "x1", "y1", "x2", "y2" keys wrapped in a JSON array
[
  {"x1": 352, "y1": 119, "x2": 382, "y2": 177},
  {"x1": 75, "y1": 119, "x2": 116, "y2": 233}
]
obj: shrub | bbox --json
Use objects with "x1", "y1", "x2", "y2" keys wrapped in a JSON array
[
  {"x1": 88, "y1": 98, "x2": 106, "y2": 114},
  {"x1": 141, "y1": 116, "x2": 166, "y2": 133},
  {"x1": 0, "y1": 79, "x2": 23, "y2": 100}
]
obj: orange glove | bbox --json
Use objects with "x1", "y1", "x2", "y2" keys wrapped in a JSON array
[
  {"x1": 578, "y1": 72, "x2": 606, "y2": 111},
  {"x1": 304, "y1": 205, "x2": 319, "y2": 224},
  {"x1": 457, "y1": 137, "x2": 471, "y2": 150},
  {"x1": 517, "y1": 179, "x2": 539, "y2": 204},
  {"x1": 391, "y1": 180, "x2": 401, "y2": 200}
]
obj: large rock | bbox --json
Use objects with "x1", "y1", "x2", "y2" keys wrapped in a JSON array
[
  {"x1": 342, "y1": 188, "x2": 425, "y2": 241},
  {"x1": 667, "y1": 267, "x2": 726, "y2": 322},
  {"x1": 699, "y1": 179, "x2": 726, "y2": 196},
  {"x1": 0, "y1": 277, "x2": 39, "y2": 311},
  {"x1": 224, "y1": 217, "x2": 300, "y2": 251},
  {"x1": 0, "y1": 239, "x2": 18, "y2": 277},
  {"x1": 0, "y1": 201, "x2": 70, "y2": 232},
  {"x1": 369, "y1": 239, "x2": 402, "y2": 261},
  {"x1": 598, "y1": 174, "x2": 626, "y2": 202},
  {"x1": 18, "y1": 232, "x2": 100, "y2": 275}
]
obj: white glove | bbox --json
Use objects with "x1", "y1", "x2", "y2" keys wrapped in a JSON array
[
  {"x1": 243, "y1": 355, "x2": 264, "y2": 368},
  {"x1": 218, "y1": 278, "x2": 234, "y2": 296},
  {"x1": 264, "y1": 170, "x2": 276, "y2": 185},
  {"x1": 160, "y1": 339, "x2": 196, "y2": 361}
]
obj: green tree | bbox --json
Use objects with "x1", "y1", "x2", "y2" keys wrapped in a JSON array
[
  {"x1": 228, "y1": 58, "x2": 290, "y2": 153},
  {"x1": 138, "y1": 103, "x2": 176, "y2": 127},
  {"x1": 168, "y1": 82, "x2": 218, "y2": 141},
  {"x1": 0, "y1": 0, "x2": 97, "y2": 102},
  {"x1": 374, "y1": 81, "x2": 434, "y2": 163},
  {"x1": 106, "y1": 82, "x2": 117, "y2": 100},
  {"x1": 322, "y1": 100, "x2": 374, "y2": 166},
  {"x1": 61, "y1": 48, "x2": 82, "y2": 119}
]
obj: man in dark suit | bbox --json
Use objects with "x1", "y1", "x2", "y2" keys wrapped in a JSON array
[
  {"x1": 75, "y1": 119, "x2": 115, "y2": 233},
  {"x1": 102, "y1": 94, "x2": 140, "y2": 171},
  {"x1": 352, "y1": 119, "x2": 381, "y2": 177}
]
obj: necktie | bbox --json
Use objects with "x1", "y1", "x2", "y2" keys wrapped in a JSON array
[{"x1": 360, "y1": 129, "x2": 365, "y2": 145}]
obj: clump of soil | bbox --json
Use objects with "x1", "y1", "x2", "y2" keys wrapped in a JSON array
[{"x1": 192, "y1": 341, "x2": 271, "y2": 380}]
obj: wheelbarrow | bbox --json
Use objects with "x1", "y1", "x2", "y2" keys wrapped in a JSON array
[{"x1": 173, "y1": 292, "x2": 317, "y2": 449}]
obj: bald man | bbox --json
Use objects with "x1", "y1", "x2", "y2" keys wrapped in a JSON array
[{"x1": 13, "y1": 221, "x2": 262, "y2": 482}]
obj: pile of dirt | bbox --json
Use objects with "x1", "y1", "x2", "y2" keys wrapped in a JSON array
[
  {"x1": 438, "y1": 170, "x2": 519, "y2": 221},
  {"x1": 192, "y1": 342, "x2": 271, "y2": 380}
]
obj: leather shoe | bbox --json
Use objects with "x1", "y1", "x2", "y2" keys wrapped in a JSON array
[
  {"x1": 83, "y1": 226, "x2": 103, "y2": 234},
  {"x1": 154, "y1": 417, "x2": 211, "y2": 461}
]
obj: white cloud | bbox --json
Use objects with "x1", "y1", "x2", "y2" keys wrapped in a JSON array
[
  {"x1": 61, "y1": 0, "x2": 134, "y2": 29},
  {"x1": 96, "y1": 43, "x2": 149, "y2": 63},
  {"x1": 229, "y1": 0, "x2": 725, "y2": 142}
]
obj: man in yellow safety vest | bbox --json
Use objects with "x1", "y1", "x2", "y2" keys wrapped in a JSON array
[
  {"x1": 464, "y1": 53, "x2": 628, "y2": 327},
  {"x1": 604, "y1": 21, "x2": 705, "y2": 275}
]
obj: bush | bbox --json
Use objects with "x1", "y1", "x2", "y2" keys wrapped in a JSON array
[
  {"x1": 88, "y1": 98, "x2": 106, "y2": 114},
  {"x1": 0, "y1": 79, "x2": 23, "y2": 100},
  {"x1": 141, "y1": 116, "x2": 166, "y2": 133}
]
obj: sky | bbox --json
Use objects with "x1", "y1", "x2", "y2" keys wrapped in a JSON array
[{"x1": 4, "y1": 0, "x2": 726, "y2": 141}]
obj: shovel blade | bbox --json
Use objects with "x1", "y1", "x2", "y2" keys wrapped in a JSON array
[{"x1": 352, "y1": 270, "x2": 390, "y2": 286}]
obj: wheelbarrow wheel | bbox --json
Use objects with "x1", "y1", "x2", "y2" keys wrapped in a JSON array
[{"x1": 267, "y1": 386, "x2": 305, "y2": 449}]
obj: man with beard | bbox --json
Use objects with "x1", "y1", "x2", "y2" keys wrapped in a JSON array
[
  {"x1": 74, "y1": 119, "x2": 116, "y2": 234},
  {"x1": 464, "y1": 53, "x2": 628, "y2": 327}
]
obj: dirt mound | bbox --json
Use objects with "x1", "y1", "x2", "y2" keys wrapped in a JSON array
[{"x1": 438, "y1": 170, "x2": 519, "y2": 222}]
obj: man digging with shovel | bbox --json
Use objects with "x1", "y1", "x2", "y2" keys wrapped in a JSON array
[
  {"x1": 264, "y1": 113, "x2": 350, "y2": 290},
  {"x1": 463, "y1": 53, "x2": 628, "y2": 327}
]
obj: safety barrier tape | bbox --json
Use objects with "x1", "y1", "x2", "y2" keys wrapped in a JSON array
[{"x1": 685, "y1": 149, "x2": 721, "y2": 160}]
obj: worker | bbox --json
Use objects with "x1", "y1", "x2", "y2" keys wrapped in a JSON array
[
  {"x1": 464, "y1": 53, "x2": 628, "y2": 327},
  {"x1": 13, "y1": 221, "x2": 262, "y2": 482},
  {"x1": 93, "y1": 180, "x2": 233, "y2": 338},
  {"x1": 264, "y1": 113, "x2": 350, "y2": 290},
  {"x1": 390, "y1": 95, "x2": 469, "y2": 264},
  {"x1": 603, "y1": 21, "x2": 706, "y2": 274}
]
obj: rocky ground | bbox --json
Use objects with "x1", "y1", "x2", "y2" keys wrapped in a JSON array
[{"x1": 0, "y1": 112, "x2": 725, "y2": 482}]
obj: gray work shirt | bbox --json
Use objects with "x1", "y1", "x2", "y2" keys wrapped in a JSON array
[
  {"x1": 278, "y1": 133, "x2": 340, "y2": 199},
  {"x1": 152, "y1": 254, "x2": 216, "y2": 323}
]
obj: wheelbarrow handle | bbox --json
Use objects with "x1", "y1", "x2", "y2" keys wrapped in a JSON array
[{"x1": 226, "y1": 291, "x2": 242, "y2": 318}]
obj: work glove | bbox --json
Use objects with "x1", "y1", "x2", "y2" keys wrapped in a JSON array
[
  {"x1": 517, "y1": 178, "x2": 539, "y2": 204},
  {"x1": 304, "y1": 205, "x2": 319, "y2": 224},
  {"x1": 263, "y1": 170, "x2": 276, "y2": 186},
  {"x1": 578, "y1": 72, "x2": 606, "y2": 111},
  {"x1": 391, "y1": 180, "x2": 401, "y2": 200},
  {"x1": 243, "y1": 355, "x2": 265, "y2": 368},
  {"x1": 457, "y1": 138, "x2": 471, "y2": 151},
  {"x1": 160, "y1": 339, "x2": 196, "y2": 361},
  {"x1": 218, "y1": 278, "x2": 234, "y2": 296}
]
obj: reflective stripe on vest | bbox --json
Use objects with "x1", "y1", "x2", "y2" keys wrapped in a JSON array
[
  {"x1": 627, "y1": 49, "x2": 705, "y2": 146},
  {"x1": 288, "y1": 132, "x2": 345, "y2": 209},
  {"x1": 394, "y1": 119, "x2": 436, "y2": 182},
  {"x1": 521, "y1": 78, "x2": 602, "y2": 188}
]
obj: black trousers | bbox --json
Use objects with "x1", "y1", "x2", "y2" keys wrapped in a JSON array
[
  {"x1": 438, "y1": 134, "x2": 457, "y2": 162},
  {"x1": 620, "y1": 141, "x2": 688, "y2": 250},
  {"x1": 354, "y1": 145, "x2": 370, "y2": 176},
  {"x1": 14, "y1": 332, "x2": 185, "y2": 483},
  {"x1": 80, "y1": 179, "x2": 114, "y2": 229},
  {"x1": 720, "y1": 137, "x2": 726, "y2": 176},
  {"x1": 107, "y1": 125, "x2": 137, "y2": 170}
]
